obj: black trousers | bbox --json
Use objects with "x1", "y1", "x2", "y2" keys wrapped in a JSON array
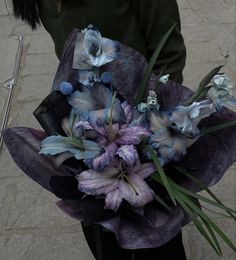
[{"x1": 82, "y1": 224, "x2": 187, "y2": 260}]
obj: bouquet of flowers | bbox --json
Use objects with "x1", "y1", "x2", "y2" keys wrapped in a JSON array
[{"x1": 3, "y1": 25, "x2": 236, "y2": 255}]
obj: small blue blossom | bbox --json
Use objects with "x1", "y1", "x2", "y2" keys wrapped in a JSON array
[
  {"x1": 83, "y1": 25, "x2": 118, "y2": 67},
  {"x1": 101, "y1": 71, "x2": 113, "y2": 84},
  {"x1": 159, "y1": 74, "x2": 170, "y2": 84},
  {"x1": 207, "y1": 74, "x2": 236, "y2": 110},
  {"x1": 60, "y1": 81, "x2": 73, "y2": 95},
  {"x1": 138, "y1": 91, "x2": 160, "y2": 113},
  {"x1": 78, "y1": 70, "x2": 100, "y2": 87}
]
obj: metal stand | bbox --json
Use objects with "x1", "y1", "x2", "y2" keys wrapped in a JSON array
[{"x1": 0, "y1": 35, "x2": 23, "y2": 152}]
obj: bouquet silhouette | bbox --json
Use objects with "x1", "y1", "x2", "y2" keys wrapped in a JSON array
[{"x1": 3, "y1": 25, "x2": 236, "y2": 255}]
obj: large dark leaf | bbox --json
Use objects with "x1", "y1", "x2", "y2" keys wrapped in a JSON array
[
  {"x1": 3, "y1": 127, "x2": 73, "y2": 192},
  {"x1": 56, "y1": 198, "x2": 188, "y2": 249},
  {"x1": 156, "y1": 80, "x2": 236, "y2": 192},
  {"x1": 33, "y1": 91, "x2": 71, "y2": 136}
]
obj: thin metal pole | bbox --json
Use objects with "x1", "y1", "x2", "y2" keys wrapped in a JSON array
[{"x1": 0, "y1": 35, "x2": 23, "y2": 152}]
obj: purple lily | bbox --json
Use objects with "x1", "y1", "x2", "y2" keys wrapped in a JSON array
[
  {"x1": 82, "y1": 101, "x2": 151, "y2": 171},
  {"x1": 77, "y1": 161, "x2": 156, "y2": 211}
]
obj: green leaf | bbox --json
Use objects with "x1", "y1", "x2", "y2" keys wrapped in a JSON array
[
  {"x1": 175, "y1": 194, "x2": 222, "y2": 256},
  {"x1": 184, "y1": 65, "x2": 223, "y2": 106},
  {"x1": 135, "y1": 23, "x2": 177, "y2": 105},
  {"x1": 146, "y1": 145, "x2": 177, "y2": 206},
  {"x1": 195, "y1": 86, "x2": 212, "y2": 102},
  {"x1": 200, "y1": 120, "x2": 236, "y2": 135},
  {"x1": 175, "y1": 166, "x2": 236, "y2": 219},
  {"x1": 154, "y1": 194, "x2": 172, "y2": 211},
  {"x1": 201, "y1": 218, "x2": 222, "y2": 256},
  {"x1": 152, "y1": 167, "x2": 236, "y2": 217},
  {"x1": 179, "y1": 192, "x2": 236, "y2": 253}
]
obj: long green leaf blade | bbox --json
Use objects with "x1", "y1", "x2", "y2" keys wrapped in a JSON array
[
  {"x1": 200, "y1": 120, "x2": 236, "y2": 135},
  {"x1": 176, "y1": 194, "x2": 221, "y2": 255},
  {"x1": 154, "y1": 194, "x2": 172, "y2": 211},
  {"x1": 175, "y1": 166, "x2": 236, "y2": 219},
  {"x1": 135, "y1": 23, "x2": 177, "y2": 105},
  {"x1": 184, "y1": 65, "x2": 223, "y2": 106},
  {"x1": 179, "y1": 192, "x2": 236, "y2": 253},
  {"x1": 146, "y1": 146, "x2": 177, "y2": 205},
  {"x1": 201, "y1": 217, "x2": 223, "y2": 256}
]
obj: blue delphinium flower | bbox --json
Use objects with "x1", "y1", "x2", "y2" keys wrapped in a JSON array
[
  {"x1": 67, "y1": 84, "x2": 126, "y2": 126},
  {"x1": 148, "y1": 111, "x2": 192, "y2": 163},
  {"x1": 82, "y1": 25, "x2": 119, "y2": 67},
  {"x1": 207, "y1": 74, "x2": 236, "y2": 110},
  {"x1": 170, "y1": 100, "x2": 216, "y2": 136}
]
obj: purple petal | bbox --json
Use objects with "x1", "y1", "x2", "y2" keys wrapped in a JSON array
[
  {"x1": 116, "y1": 126, "x2": 151, "y2": 145},
  {"x1": 121, "y1": 101, "x2": 133, "y2": 124},
  {"x1": 89, "y1": 142, "x2": 118, "y2": 172},
  {"x1": 77, "y1": 167, "x2": 119, "y2": 196},
  {"x1": 131, "y1": 163, "x2": 156, "y2": 179},
  {"x1": 105, "y1": 189, "x2": 123, "y2": 212},
  {"x1": 156, "y1": 80, "x2": 193, "y2": 110},
  {"x1": 119, "y1": 175, "x2": 154, "y2": 208},
  {"x1": 116, "y1": 145, "x2": 139, "y2": 167}
]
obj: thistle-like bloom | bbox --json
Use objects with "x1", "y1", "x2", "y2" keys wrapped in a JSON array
[
  {"x1": 138, "y1": 91, "x2": 160, "y2": 113},
  {"x1": 78, "y1": 70, "x2": 100, "y2": 87},
  {"x1": 83, "y1": 25, "x2": 118, "y2": 67},
  {"x1": 170, "y1": 100, "x2": 216, "y2": 136},
  {"x1": 207, "y1": 74, "x2": 236, "y2": 110},
  {"x1": 77, "y1": 161, "x2": 155, "y2": 211},
  {"x1": 149, "y1": 111, "x2": 192, "y2": 163}
]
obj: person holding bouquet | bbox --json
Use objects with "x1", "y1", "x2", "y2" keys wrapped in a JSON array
[{"x1": 11, "y1": 0, "x2": 187, "y2": 259}]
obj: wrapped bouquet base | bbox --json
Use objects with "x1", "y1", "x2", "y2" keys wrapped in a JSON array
[{"x1": 3, "y1": 26, "x2": 236, "y2": 254}]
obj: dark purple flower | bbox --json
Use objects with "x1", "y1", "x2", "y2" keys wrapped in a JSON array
[{"x1": 82, "y1": 101, "x2": 151, "y2": 171}]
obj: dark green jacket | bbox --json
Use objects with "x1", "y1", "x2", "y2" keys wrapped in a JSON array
[{"x1": 38, "y1": 0, "x2": 186, "y2": 83}]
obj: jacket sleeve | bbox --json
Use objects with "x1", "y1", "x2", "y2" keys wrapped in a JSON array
[{"x1": 130, "y1": 0, "x2": 186, "y2": 84}]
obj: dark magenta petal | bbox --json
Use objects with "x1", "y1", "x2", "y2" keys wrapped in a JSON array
[
  {"x1": 116, "y1": 126, "x2": 151, "y2": 145},
  {"x1": 3, "y1": 127, "x2": 72, "y2": 192},
  {"x1": 156, "y1": 80, "x2": 193, "y2": 110},
  {"x1": 89, "y1": 142, "x2": 118, "y2": 172}
]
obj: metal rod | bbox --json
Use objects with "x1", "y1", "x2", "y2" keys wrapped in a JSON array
[{"x1": 0, "y1": 35, "x2": 23, "y2": 152}]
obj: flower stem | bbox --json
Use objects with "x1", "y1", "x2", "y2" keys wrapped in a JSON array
[
  {"x1": 108, "y1": 91, "x2": 117, "y2": 141},
  {"x1": 200, "y1": 120, "x2": 236, "y2": 135}
]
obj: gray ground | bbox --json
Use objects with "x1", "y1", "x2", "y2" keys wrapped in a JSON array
[{"x1": 0, "y1": 0, "x2": 235, "y2": 259}]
